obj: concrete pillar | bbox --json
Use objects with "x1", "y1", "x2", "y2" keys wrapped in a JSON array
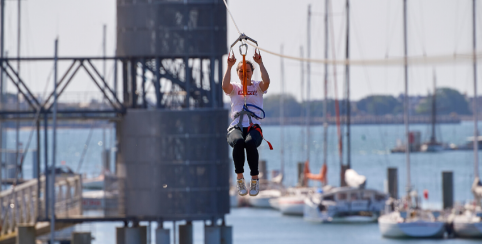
[
  {"x1": 32, "y1": 149, "x2": 38, "y2": 179},
  {"x1": 72, "y1": 232, "x2": 91, "y2": 244},
  {"x1": 116, "y1": 226, "x2": 147, "y2": 244},
  {"x1": 387, "y1": 168, "x2": 398, "y2": 199},
  {"x1": 155, "y1": 228, "x2": 170, "y2": 244},
  {"x1": 6, "y1": 152, "x2": 16, "y2": 179},
  {"x1": 204, "y1": 226, "x2": 220, "y2": 244},
  {"x1": 442, "y1": 171, "x2": 454, "y2": 209},
  {"x1": 297, "y1": 162, "x2": 305, "y2": 186},
  {"x1": 116, "y1": 227, "x2": 126, "y2": 244},
  {"x1": 258, "y1": 160, "x2": 267, "y2": 180},
  {"x1": 179, "y1": 222, "x2": 193, "y2": 244},
  {"x1": 102, "y1": 149, "x2": 111, "y2": 172},
  {"x1": 16, "y1": 225, "x2": 35, "y2": 244},
  {"x1": 220, "y1": 226, "x2": 232, "y2": 244}
]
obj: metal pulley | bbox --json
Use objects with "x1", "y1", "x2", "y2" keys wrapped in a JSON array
[{"x1": 230, "y1": 33, "x2": 258, "y2": 50}]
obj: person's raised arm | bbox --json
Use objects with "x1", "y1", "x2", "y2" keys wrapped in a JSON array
[
  {"x1": 222, "y1": 53, "x2": 237, "y2": 94},
  {"x1": 253, "y1": 51, "x2": 270, "y2": 92}
]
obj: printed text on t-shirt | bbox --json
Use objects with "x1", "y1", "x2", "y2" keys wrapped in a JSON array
[{"x1": 238, "y1": 90, "x2": 258, "y2": 96}]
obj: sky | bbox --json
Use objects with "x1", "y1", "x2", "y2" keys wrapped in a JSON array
[{"x1": 1, "y1": 0, "x2": 481, "y2": 104}]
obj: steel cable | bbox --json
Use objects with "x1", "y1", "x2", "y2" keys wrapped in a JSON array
[{"x1": 221, "y1": 1, "x2": 482, "y2": 66}]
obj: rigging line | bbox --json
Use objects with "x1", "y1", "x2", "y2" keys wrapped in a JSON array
[
  {"x1": 386, "y1": 2, "x2": 402, "y2": 58},
  {"x1": 328, "y1": 0, "x2": 343, "y2": 167},
  {"x1": 454, "y1": 0, "x2": 460, "y2": 52},
  {"x1": 77, "y1": 123, "x2": 95, "y2": 173},
  {"x1": 384, "y1": 0, "x2": 392, "y2": 56},
  {"x1": 335, "y1": 8, "x2": 346, "y2": 58},
  {"x1": 408, "y1": 4, "x2": 425, "y2": 56},
  {"x1": 352, "y1": 11, "x2": 391, "y2": 165},
  {"x1": 222, "y1": 0, "x2": 241, "y2": 35},
  {"x1": 454, "y1": 2, "x2": 471, "y2": 53},
  {"x1": 1, "y1": 63, "x2": 54, "y2": 221},
  {"x1": 15, "y1": 62, "x2": 54, "y2": 169},
  {"x1": 417, "y1": 0, "x2": 427, "y2": 54}
]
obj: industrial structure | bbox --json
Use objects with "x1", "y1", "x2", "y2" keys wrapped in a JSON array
[{"x1": 0, "y1": 0, "x2": 230, "y2": 243}]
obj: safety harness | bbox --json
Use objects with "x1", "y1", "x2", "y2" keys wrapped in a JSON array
[{"x1": 230, "y1": 33, "x2": 273, "y2": 150}]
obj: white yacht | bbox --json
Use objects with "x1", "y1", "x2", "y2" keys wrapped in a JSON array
[
  {"x1": 278, "y1": 187, "x2": 316, "y2": 215},
  {"x1": 379, "y1": 209, "x2": 445, "y2": 238},
  {"x1": 304, "y1": 169, "x2": 387, "y2": 223},
  {"x1": 379, "y1": 0, "x2": 447, "y2": 238},
  {"x1": 304, "y1": 187, "x2": 387, "y2": 223},
  {"x1": 450, "y1": 178, "x2": 482, "y2": 237},
  {"x1": 248, "y1": 189, "x2": 282, "y2": 208},
  {"x1": 450, "y1": 0, "x2": 482, "y2": 237}
]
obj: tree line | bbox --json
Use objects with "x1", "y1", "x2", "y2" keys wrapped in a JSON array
[{"x1": 262, "y1": 87, "x2": 472, "y2": 117}]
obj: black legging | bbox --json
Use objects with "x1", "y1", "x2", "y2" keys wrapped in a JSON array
[{"x1": 227, "y1": 126, "x2": 263, "y2": 176}]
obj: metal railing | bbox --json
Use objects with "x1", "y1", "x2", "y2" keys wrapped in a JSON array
[{"x1": 0, "y1": 175, "x2": 82, "y2": 236}]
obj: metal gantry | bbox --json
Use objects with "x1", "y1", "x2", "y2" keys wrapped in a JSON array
[{"x1": 0, "y1": 56, "x2": 224, "y2": 119}]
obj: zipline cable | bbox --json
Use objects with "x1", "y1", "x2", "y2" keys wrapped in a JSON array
[
  {"x1": 221, "y1": 1, "x2": 482, "y2": 66},
  {"x1": 222, "y1": 0, "x2": 242, "y2": 35},
  {"x1": 247, "y1": 41, "x2": 482, "y2": 66}
]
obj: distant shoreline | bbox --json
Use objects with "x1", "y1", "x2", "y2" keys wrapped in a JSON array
[{"x1": 261, "y1": 115, "x2": 470, "y2": 126}]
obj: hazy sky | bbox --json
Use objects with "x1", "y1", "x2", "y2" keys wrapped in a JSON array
[{"x1": 1, "y1": 0, "x2": 481, "y2": 103}]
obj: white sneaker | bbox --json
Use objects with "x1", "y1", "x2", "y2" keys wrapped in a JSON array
[
  {"x1": 236, "y1": 178, "x2": 248, "y2": 196},
  {"x1": 249, "y1": 179, "x2": 259, "y2": 196}
]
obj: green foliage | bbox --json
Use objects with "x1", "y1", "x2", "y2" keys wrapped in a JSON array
[
  {"x1": 262, "y1": 88, "x2": 471, "y2": 118},
  {"x1": 263, "y1": 94, "x2": 303, "y2": 117},
  {"x1": 264, "y1": 95, "x2": 344, "y2": 118},
  {"x1": 356, "y1": 95, "x2": 402, "y2": 115},
  {"x1": 416, "y1": 88, "x2": 471, "y2": 115}
]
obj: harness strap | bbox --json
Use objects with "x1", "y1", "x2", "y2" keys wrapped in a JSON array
[
  {"x1": 247, "y1": 124, "x2": 273, "y2": 150},
  {"x1": 234, "y1": 110, "x2": 254, "y2": 129},
  {"x1": 234, "y1": 110, "x2": 273, "y2": 150}
]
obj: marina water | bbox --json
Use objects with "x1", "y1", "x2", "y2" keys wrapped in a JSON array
[{"x1": 3, "y1": 121, "x2": 481, "y2": 243}]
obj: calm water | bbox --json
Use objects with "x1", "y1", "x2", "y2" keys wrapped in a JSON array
[{"x1": 2, "y1": 121, "x2": 481, "y2": 243}]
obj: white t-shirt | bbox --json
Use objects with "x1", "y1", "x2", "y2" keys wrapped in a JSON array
[{"x1": 226, "y1": 80, "x2": 267, "y2": 129}]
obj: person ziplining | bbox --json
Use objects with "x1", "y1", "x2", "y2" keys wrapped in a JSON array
[{"x1": 223, "y1": 34, "x2": 273, "y2": 197}]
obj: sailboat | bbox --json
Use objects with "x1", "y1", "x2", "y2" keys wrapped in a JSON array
[
  {"x1": 274, "y1": 5, "x2": 317, "y2": 215},
  {"x1": 420, "y1": 71, "x2": 446, "y2": 152},
  {"x1": 378, "y1": 0, "x2": 445, "y2": 238},
  {"x1": 303, "y1": 0, "x2": 388, "y2": 223},
  {"x1": 450, "y1": 0, "x2": 482, "y2": 237}
]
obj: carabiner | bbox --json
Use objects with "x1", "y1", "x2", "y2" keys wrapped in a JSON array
[{"x1": 239, "y1": 43, "x2": 248, "y2": 56}]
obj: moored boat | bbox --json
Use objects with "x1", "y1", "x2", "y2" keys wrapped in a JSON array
[
  {"x1": 248, "y1": 189, "x2": 282, "y2": 208},
  {"x1": 379, "y1": 210, "x2": 445, "y2": 238},
  {"x1": 304, "y1": 169, "x2": 387, "y2": 223},
  {"x1": 450, "y1": 178, "x2": 482, "y2": 237},
  {"x1": 278, "y1": 187, "x2": 315, "y2": 215}
]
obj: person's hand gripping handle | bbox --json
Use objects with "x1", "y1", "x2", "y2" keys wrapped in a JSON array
[
  {"x1": 253, "y1": 49, "x2": 262, "y2": 64},
  {"x1": 227, "y1": 50, "x2": 237, "y2": 68}
]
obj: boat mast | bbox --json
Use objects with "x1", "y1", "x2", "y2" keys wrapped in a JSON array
[
  {"x1": 345, "y1": 0, "x2": 351, "y2": 170},
  {"x1": 306, "y1": 5, "x2": 311, "y2": 163},
  {"x1": 280, "y1": 44, "x2": 285, "y2": 183},
  {"x1": 0, "y1": 0, "x2": 4, "y2": 100},
  {"x1": 300, "y1": 46, "x2": 305, "y2": 157},
  {"x1": 430, "y1": 70, "x2": 436, "y2": 143},
  {"x1": 473, "y1": 0, "x2": 479, "y2": 179},
  {"x1": 15, "y1": 0, "x2": 21, "y2": 179},
  {"x1": 323, "y1": 0, "x2": 329, "y2": 171},
  {"x1": 403, "y1": 0, "x2": 411, "y2": 194}
]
